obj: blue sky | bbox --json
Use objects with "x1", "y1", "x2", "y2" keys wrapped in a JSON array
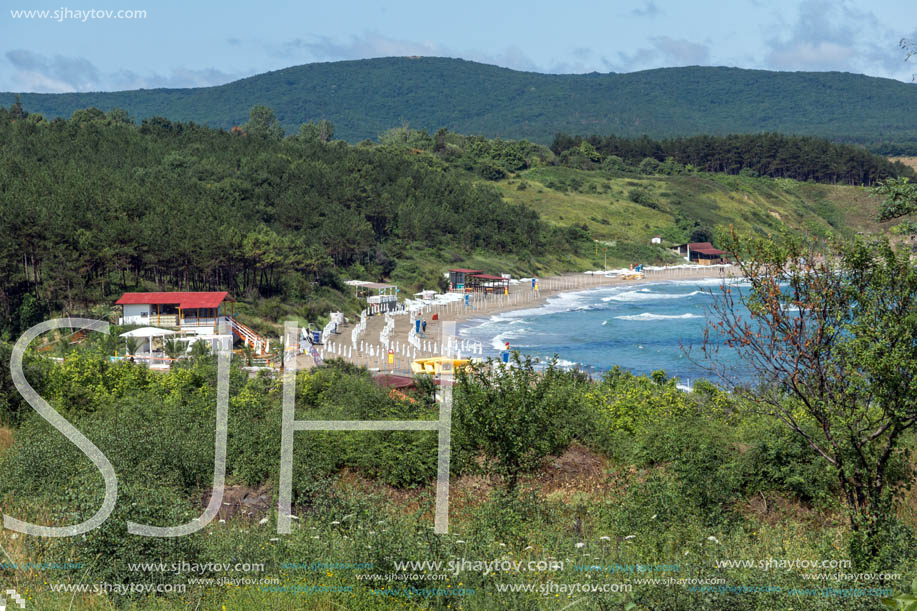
[{"x1": 1, "y1": 0, "x2": 915, "y2": 92}]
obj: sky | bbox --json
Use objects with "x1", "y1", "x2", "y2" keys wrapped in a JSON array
[{"x1": 1, "y1": 0, "x2": 915, "y2": 93}]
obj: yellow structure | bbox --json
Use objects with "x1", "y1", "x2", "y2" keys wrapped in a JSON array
[{"x1": 410, "y1": 357, "x2": 471, "y2": 376}]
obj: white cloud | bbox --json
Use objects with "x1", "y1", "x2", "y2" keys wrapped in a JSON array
[
  {"x1": 603, "y1": 37, "x2": 711, "y2": 72},
  {"x1": 652, "y1": 36, "x2": 711, "y2": 65},
  {"x1": 276, "y1": 31, "x2": 447, "y2": 61},
  {"x1": 273, "y1": 31, "x2": 541, "y2": 73},
  {"x1": 6, "y1": 49, "x2": 100, "y2": 91},
  {"x1": 3, "y1": 49, "x2": 246, "y2": 92},
  {"x1": 763, "y1": 0, "x2": 912, "y2": 79},
  {"x1": 630, "y1": 1, "x2": 661, "y2": 17}
]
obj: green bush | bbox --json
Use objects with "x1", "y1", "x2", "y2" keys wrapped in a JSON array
[{"x1": 453, "y1": 354, "x2": 587, "y2": 489}]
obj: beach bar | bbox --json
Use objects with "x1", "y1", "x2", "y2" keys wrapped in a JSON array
[
  {"x1": 671, "y1": 242, "x2": 729, "y2": 265},
  {"x1": 448, "y1": 269, "x2": 482, "y2": 292},
  {"x1": 116, "y1": 291, "x2": 234, "y2": 328},
  {"x1": 345, "y1": 280, "x2": 400, "y2": 312},
  {"x1": 467, "y1": 273, "x2": 510, "y2": 294}
]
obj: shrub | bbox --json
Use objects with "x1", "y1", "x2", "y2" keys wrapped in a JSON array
[{"x1": 453, "y1": 354, "x2": 585, "y2": 489}]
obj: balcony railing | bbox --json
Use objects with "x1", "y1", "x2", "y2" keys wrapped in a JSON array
[{"x1": 367, "y1": 295, "x2": 397, "y2": 304}]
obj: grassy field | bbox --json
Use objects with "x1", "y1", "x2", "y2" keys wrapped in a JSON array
[
  {"x1": 890, "y1": 157, "x2": 917, "y2": 172},
  {"x1": 493, "y1": 167, "x2": 889, "y2": 267},
  {"x1": 1, "y1": 353, "x2": 914, "y2": 610}
]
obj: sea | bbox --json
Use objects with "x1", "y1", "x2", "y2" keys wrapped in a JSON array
[{"x1": 457, "y1": 277, "x2": 759, "y2": 387}]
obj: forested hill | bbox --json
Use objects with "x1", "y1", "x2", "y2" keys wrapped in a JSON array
[
  {"x1": 3, "y1": 57, "x2": 917, "y2": 149},
  {"x1": 0, "y1": 104, "x2": 589, "y2": 336}
]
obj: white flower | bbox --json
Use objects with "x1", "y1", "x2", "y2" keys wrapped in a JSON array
[
  {"x1": 259, "y1": 517, "x2": 269, "y2": 525},
  {"x1": 575, "y1": 542, "x2": 586, "y2": 548},
  {"x1": 624, "y1": 535, "x2": 635, "y2": 540},
  {"x1": 456, "y1": 540, "x2": 465, "y2": 544},
  {"x1": 331, "y1": 521, "x2": 341, "y2": 525},
  {"x1": 599, "y1": 536, "x2": 611, "y2": 541},
  {"x1": 499, "y1": 543, "x2": 506, "y2": 547},
  {"x1": 707, "y1": 536, "x2": 720, "y2": 544},
  {"x1": 524, "y1": 546, "x2": 534, "y2": 551},
  {"x1": 218, "y1": 519, "x2": 225, "y2": 523},
  {"x1": 269, "y1": 537, "x2": 279, "y2": 542},
  {"x1": 650, "y1": 514, "x2": 657, "y2": 520}
]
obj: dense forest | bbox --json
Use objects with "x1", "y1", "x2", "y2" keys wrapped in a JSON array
[
  {"x1": 0, "y1": 102, "x2": 587, "y2": 337},
  {"x1": 1, "y1": 97, "x2": 909, "y2": 338},
  {"x1": 550, "y1": 132, "x2": 913, "y2": 184},
  {"x1": 3, "y1": 57, "x2": 917, "y2": 151}
]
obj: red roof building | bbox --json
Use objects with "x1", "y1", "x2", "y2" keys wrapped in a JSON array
[
  {"x1": 671, "y1": 242, "x2": 729, "y2": 265},
  {"x1": 116, "y1": 292, "x2": 234, "y2": 327},
  {"x1": 447, "y1": 269, "x2": 482, "y2": 292}
]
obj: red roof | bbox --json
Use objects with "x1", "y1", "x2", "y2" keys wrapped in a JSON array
[
  {"x1": 449, "y1": 268, "x2": 482, "y2": 273},
  {"x1": 115, "y1": 291, "x2": 232, "y2": 309},
  {"x1": 373, "y1": 374, "x2": 416, "y2": 389},
  {"x1": 689, "y1": 242, "x2": 727, "y2": 256}
]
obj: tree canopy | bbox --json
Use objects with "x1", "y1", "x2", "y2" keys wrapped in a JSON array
[{"x1": 0, "y1": 102, "x2": 582, "y2": 336}]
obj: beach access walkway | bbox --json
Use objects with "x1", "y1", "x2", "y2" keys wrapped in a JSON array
[{"x1": 314, "y1": 265, "x2": 740, "y2": 374}]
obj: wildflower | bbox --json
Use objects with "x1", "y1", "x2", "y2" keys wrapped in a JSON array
[
  {"x1": 575, "y1": 542, "x2": 585, "y2": 548},
  {"x1": 707, "y1": 536, "x2": 720, "y2": 544},
  {"x1": 269, "y1": 538, "x2": 279, "y2": 542},
  {"x1": 624, "y1": 535, "x2": 635, "y2": 540},
  {"x1": 599, "y1": 536, "x2": 611, "y2": 541},
  {"x1": 259, "y1": 517, "x2": 269, "y2": 525}
]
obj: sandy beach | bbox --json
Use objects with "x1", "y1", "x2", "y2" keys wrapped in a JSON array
[{"x1": 309, "y1": 265, "x2": 741, "y2": 374}]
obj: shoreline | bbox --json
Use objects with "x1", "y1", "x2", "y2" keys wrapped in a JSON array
[{"x1": 312, "y1": 265, "x2": 742, "y2": 374}]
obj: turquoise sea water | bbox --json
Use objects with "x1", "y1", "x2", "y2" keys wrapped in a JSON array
[{"x1": 457, "y1": 278, "x2": 757, "y2": 386}]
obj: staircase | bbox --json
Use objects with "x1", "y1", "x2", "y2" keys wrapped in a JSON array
[{"x1": 220, "y1": 316, "x2": 270, "y2": 355}]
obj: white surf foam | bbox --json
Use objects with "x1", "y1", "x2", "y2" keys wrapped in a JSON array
[
  {"x1": 614, "y1": 312, "x2": 703, "y2": 321},
  {"x1": 603, "y1": 290, "x2": 704, "y2": 302}
]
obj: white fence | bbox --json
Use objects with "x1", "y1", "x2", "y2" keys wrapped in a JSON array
[{"x1": 351, "y1": 309, "x2": 367, "y2": 347}]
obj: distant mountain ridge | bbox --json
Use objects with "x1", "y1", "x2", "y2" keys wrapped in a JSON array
[{"x1": 3, "y1": 57, "x2": 917, "y2": 147}]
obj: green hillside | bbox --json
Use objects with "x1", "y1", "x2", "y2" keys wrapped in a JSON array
[
  {"x1": 495, "y1": 167, "x2": 887, "y2": 265},
  {"x1": 3, "y1": 57, "x2": 917, "y2": 148}
]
